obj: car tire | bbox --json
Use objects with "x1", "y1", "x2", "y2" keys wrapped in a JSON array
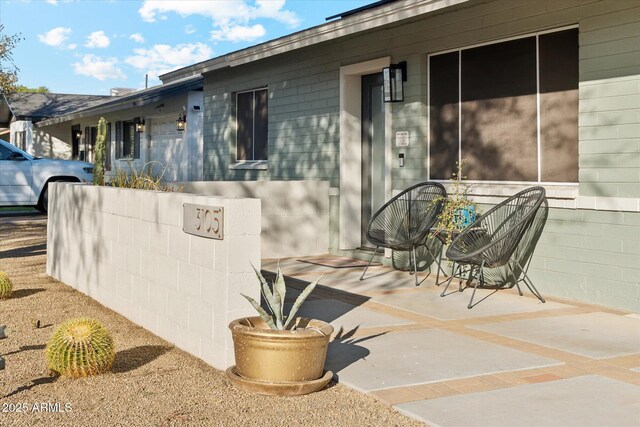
[{"x1": 36, "y1": 184, "x2": 49, "y2": 214}]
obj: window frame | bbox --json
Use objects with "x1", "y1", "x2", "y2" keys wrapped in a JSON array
[
  {"x1": 427, "y1": 24, "x2": 579, "y2": 186},
  {"x1": 15, "y1": 130, "x2": 26, "y2": 151},
  {"x1": 235, "y1": 87, "x2": 268, "y2": 163},
  {"x1": 116, "y1": 118, "x2": 141, "y2": 160}
]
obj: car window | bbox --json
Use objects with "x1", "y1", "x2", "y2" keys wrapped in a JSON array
[{"x1": 0, "y1": 144, "x2": 12, "y2": 160}]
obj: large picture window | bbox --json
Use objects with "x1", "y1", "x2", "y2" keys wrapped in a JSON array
[
  {"x1": 236, "y1": 88, "x2": 268, "y2": 162},
  {"x1": 428, "y1": 27, "x2": 578, "y2": 183}
]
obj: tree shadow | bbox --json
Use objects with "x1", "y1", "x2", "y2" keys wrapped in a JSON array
[
  {"x1": 0, "y1": 243, "x2": 47, "y2": 258},
  {"x1": 111, "y1": 345, "x2": 172, "y2": 374},
  {"x1": 10, "y1": 288, "x2": 45, "y2": 299},
  {"x1": 3, "y1": 376, "x2": 57, "y2": 398}
]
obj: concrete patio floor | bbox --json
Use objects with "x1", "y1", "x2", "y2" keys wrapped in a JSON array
[{"x1": 263, "y1": 257, "x2": 640, "y2": 427}]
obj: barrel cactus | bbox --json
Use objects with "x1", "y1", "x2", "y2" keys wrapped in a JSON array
[
  {"x1": 0, "y1": 272, "x2": 13, "y2": 299},
  {"x1": 46, "y1": 318, "x2": 115, "y2": 377}
]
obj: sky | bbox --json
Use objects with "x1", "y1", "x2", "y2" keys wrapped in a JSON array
[{"x1": 0, "y1": 0, "x2": 372, "y2": 95}]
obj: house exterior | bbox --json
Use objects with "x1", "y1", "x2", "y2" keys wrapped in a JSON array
[
  {"x1": 0, "y1": 92, "x2": 108, "y2": 159},
  {"x1": 36, "y1": 76, "x2": 205, "y2": 181},
  {"x1": 151, "y1": 0, "x2": 640, "y2": 312}
]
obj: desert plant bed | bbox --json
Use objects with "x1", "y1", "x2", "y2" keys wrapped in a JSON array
[{"x1": 0, "y1": 216, "x2": 421, "y2": 426}]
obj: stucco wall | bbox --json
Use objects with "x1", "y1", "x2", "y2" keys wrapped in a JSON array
[
  {"x1": 200, "y1": 0, "x2": 640, "y2": 312},
  {"x1": 10, "y1": 120, "x2": 71, "y2": 159},
  {"x1": 46, "y1": 183, "x2": 261, "y2": 369}
]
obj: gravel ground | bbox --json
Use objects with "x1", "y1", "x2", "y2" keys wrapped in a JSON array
[{"x1": 0, "y1": 216, "x2": 423, "y2": 427}]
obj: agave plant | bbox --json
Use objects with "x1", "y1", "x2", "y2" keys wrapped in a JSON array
[{"x1": 242, "y1": 266, "x2": 320, "y2": 331}]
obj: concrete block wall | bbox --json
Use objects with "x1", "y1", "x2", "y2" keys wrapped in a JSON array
[
  {"x1": 46, "y1": 182, "x2": 261, "y2": 370},
  {"x1": 174, "y1": 180, "x2": 329, "y2": 258}
]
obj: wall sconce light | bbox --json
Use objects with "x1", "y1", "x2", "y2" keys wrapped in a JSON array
[
  {"x1": 135, "y1": 120, "x2": 145, "y2": 133},
  {"x1": 75, "y1": 130, "x2": 83, "y2": 139},
  {"x1": 382, "y1": 61, "x2": 407, "y2": 103},
  {"x1": 176, "y1": 113, "x2": 186, "y2": 131}
]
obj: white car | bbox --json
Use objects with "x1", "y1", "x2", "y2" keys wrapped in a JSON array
[{"x1": 0, "y1": 138, "x2": 94, "y2": 213}]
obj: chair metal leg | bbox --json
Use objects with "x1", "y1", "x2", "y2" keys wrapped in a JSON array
[
  {"x1": 467, "y1": 261, "x2": 484, "y2": 309},
  {"x1": 433, "y1": 246, "x2": 449, "y2": 287},
  {"x1": 412, "y1": 246, "x2": 417, "y2": 280},
  {"x1": 507, "y1": 262, "x2": 524, "y2": 296},
  {"x1": 360, "y1": 246, "x2": 380, "y2": 281},
  {"x1": 412, "y1": 245, "x2": 429, "y2": 286},
  {"x1": 515, "y1": 260, "x2": 545, "y2": 303},
  {"x1": 440, "y1": 263, "x2": 462, "y2": 297}
]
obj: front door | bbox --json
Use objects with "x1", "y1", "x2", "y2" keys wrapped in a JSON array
[{"x1": 361, "y1": 73, "x2": 386, "y2": 248}]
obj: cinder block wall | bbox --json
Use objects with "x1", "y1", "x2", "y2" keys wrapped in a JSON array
[
  {"x1": 46, "y1": 183, "x2": 261, "y2": 370},
  {"x1": 174, "y1": 180, "x2": 329, "y2": 258}
]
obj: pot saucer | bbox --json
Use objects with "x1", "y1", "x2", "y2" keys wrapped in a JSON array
[{"x1": 226, "y1": 366, "x2": 333, "y2": 396}]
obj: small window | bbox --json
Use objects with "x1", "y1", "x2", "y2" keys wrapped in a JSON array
[
  {"x1": 236, "y1": 88, "x2": 268, "y2": 161},
  {"x1": 115, "y1": 119, "x2": 140, "y2": 159},
  {"x1": 16, "y1": 131, "x2": 26, "y2": 151}
]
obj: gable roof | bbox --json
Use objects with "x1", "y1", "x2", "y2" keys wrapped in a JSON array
[
  {"x1": 159, "y1": 0, "x2": 468, "y2": 83},
  {"x1": 3, "y1": 92, "x2": 109, "y2": 123}
]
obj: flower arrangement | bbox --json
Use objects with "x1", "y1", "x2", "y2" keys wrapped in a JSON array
[{"x1": 432, "y1": 159, "x2": 479, "y2": 244}]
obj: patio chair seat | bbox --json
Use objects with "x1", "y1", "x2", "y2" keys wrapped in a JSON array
[
  {"x1": 444, "y1": 186, "x2": 547, "y2": 308},
  {"x1": 361, "y1": 181, "x2": 446, "y2": 286}
]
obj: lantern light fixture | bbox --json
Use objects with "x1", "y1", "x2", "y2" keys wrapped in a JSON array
[
  {"x1": 382, "y1": 61, "x2": 407, "y2": 103},
  {"x1": 176, "y1": 113, "x2": 186, "y2": 131},
  {"x1": 135, "y1": 119, "x2": 145, "y2": 133}
]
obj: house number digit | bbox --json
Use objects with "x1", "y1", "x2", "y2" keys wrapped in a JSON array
[{"x1": 195, "y1": 208, "x2": 202, "y2": 230}]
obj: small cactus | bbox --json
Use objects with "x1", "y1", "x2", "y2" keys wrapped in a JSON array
[
  {"x1": 242, "y1": 265, "x2": 320, "y2": 331},
  {"x1": 0, "y1": 272, "x2": 13, "y2": 299},
  {"x1": 46, "y1": 318, "x2": 115, "y2": 377}
]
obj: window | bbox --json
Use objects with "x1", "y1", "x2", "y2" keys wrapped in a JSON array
[
  {"x1": 16, "y1": 131, "x2": 26, "y2": 151},
  {"x1": 0, "y1": 143, "x2": 12, "y2": 160},
  {"x1": 428, "y1": 27, "x2": 578, "y2": 183},
  {"x1": 236, "y1": 88, "x2": 268, "y2": 161},
  {"x1": 115, "y1": 119, "x2": 140, "y2": 159},
  {"x1": 71, "y1": 125, "x2": 81, "y2": 159}
]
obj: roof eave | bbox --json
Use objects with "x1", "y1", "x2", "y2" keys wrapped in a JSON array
[
  {"x1": 35, "y1": 76, "x2": 203, "y2": 128},
  {"x1": 160, "y1": 0, "x2": 469, "y2": 82}
]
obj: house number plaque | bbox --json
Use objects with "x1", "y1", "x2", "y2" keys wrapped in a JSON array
[{"x1": 183, "y1": 204, "x2": 224, "y2": 240}]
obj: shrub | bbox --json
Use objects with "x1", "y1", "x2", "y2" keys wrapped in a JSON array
[
  {"x1": 46, "y1": 318, "x2": 115, "y2": 377},
  {"x1": 109, "y1": 161, "x2": 179, "y2": 192}
]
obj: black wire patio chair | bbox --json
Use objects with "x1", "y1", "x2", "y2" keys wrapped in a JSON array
[
  {"x1": 360, "y1": 182, "x2": 446, "y2": 286},
  {"x1": 444, "y1": 186, "x2": 547, "y2": 308}
]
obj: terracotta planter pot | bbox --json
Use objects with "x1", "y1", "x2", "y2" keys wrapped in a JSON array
[{"x1": 229, "y1": 316, "x2": 333, "y2": 383}]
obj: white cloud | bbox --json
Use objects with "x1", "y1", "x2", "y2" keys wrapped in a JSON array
[
  {"x1": 129, "y1": 33, "x2": 145, "y2": 43},
  {"x1": 138, "y1": 1, "x2": 299, "y2": 28},
  {"x1": 125, "y1": 42, "x2": 213, "y2": 80},
  {"x1": 85, "y1": 31, "x2": 110, "y2": 48},
  {"x1": 38, "y1": 27, "x2": 72, "y2": 47},
  {"x1": 211, "y1": 24, "x2": 266, "y2": 42},
  {"x1": 73, "y1": 54, "x2": 126, "y2": 81},
  {"x1": 67, "y1": 43, "x2": 77, "y2": 50},
  {"x1": 185, "y1": 24, "x2": 196, "y2": 35},
  {"x1": 46, "y1": 0, "x2": 58, "y2": 5}
]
